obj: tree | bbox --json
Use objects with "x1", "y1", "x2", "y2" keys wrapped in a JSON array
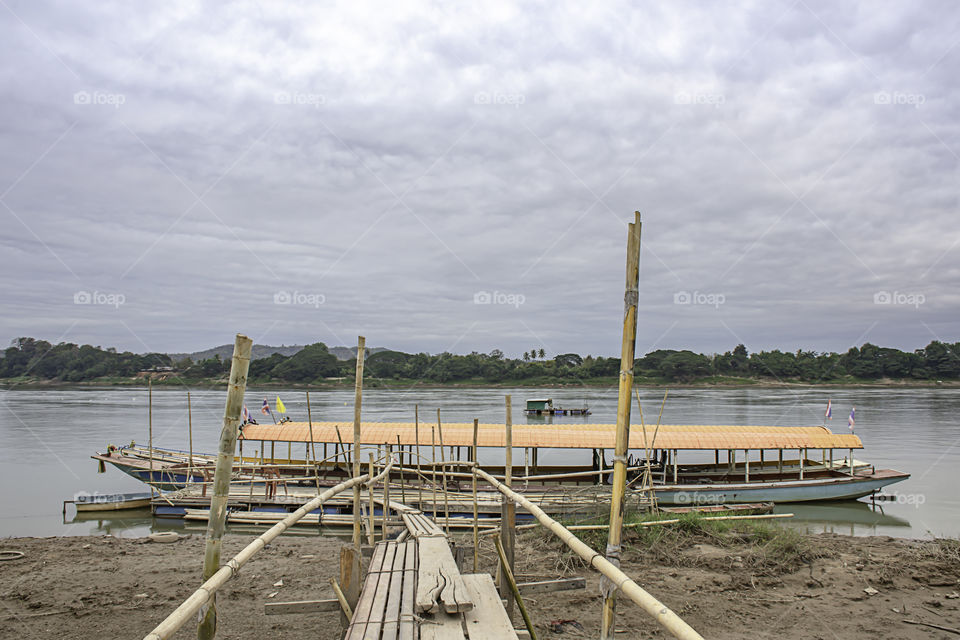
[
  {"x1": 658, "y1": 351, "x2": 711, "y2": 382},
  {"x1": 523, "y1": 351, "x2": 530, "y2": 361},
  {"x1": 538, "y1": 348, "x2": 546, "y2": 359},
  {"x1": 271, "y1": 343, "x2": 339, "y2": 381}
]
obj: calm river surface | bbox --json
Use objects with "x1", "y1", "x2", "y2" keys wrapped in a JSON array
[{"x1": 1, "y1": 386, "x2": 957, "y2": 539}]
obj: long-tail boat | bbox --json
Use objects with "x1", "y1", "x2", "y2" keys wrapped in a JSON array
[{"x1": 93, "y1": 420, "x2": 909, "y2": 521}]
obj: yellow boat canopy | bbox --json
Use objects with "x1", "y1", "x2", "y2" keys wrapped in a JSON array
[{"x1": 239, "y1": 422, "x2": 863, "y2": 451}]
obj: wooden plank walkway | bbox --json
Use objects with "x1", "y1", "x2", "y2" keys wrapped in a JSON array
[{"x1": 345, "y1": 506, "x2": 519, "y2": 639}]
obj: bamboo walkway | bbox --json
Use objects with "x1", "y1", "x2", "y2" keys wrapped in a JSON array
[{"x1": 346, "y1": 505, "x2": 518, "y2": 640}]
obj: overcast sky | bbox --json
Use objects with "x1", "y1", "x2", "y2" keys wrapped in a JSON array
[{"x1": 1, "y1": 1, "x2": 957, "y2": 359}]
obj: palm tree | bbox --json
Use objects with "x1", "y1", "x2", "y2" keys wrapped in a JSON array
[
  {"x1": 523, "y1": 351, "x2": 530, "y2": 361},
  {"x1": 538, "y1": 348, "x2": 546, "y2": 359}
]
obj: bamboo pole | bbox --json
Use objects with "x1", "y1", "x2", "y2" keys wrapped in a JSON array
[
  {"x1": 329, "y1": 577, "x2": 354, "y2": 619},
  {"x1": 197, "y1": 334, "x2": 253, "y2": 640},
  {"x1": 602, "y1": 211, "x2": 641, "y2": 640},
  {"x1": 500, "y1": 395, "x2": 515, "y2": 616},
  {"x1": 187, "y1": 391, "x2": 193, "y2": 486},
  {"x1": 472, "y1": 418, "x2": 479, "y2": 573},
  {"x1": 382, "y1": 445, "x2": 391, "y2": 541},
  {"x1": 352, "y1": 336, "x2": 366, "y2": 548},
  {"x1": 493, "y1": 534, "x2": 538, "y2": 640},
  {"x1": 431, "y1": 427, "x2": 438, "y2": 520},
  {"x1": 478, "y1": 512, "x2": 794, "y2": 536},
  {"x1": 438, "y1": 409, "x2": 450, "y2": 534},
  {"x1": 307, "y1": 391, "x2": 320, "y2": 491},
  {"x1": 148, "y1": 378, "x2": 154, "y2": 494},
  {"x1": 475, "y1": 468, "x2": 704, "y2": 640},
  {"x1": 415, "y1": 405, "x2": 422, "y2": 510},
  {"x1": 144, "y1": 463, "x2": 390, "y2": 640},
  {"x1": 397, "y1": 435, "x2": 406, "y2": 504},
  {"x1": 367, "y1": 453, "x2": 375, "y2": 545}
]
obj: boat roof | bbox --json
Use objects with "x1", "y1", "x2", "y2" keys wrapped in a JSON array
[{"x1": 239, "y1": 422, "x2": 863, "y2": 450}]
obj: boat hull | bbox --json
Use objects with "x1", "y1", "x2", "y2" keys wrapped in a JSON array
[{"x1": 653, "y1": 469, "x2": 910, "y2": 505}]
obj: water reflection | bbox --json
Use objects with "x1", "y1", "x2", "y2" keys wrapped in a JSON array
[{"x1": 777, "y1": 499, "x2": 912, "y2": 536}]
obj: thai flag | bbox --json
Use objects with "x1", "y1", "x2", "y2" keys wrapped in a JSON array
[
  {"x1": 261, "y1": 399, "x2": 270, "y2": 415},
  {"x1": 825, "y1": 399, "x2": 832, "y2": 420},
  {"x1": 848, "y1": 407, "x2": 855, "y2": 430}
]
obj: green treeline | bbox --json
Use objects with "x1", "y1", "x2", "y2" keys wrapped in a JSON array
[{"x1": 2, "y1": 337, "x2": 959, "y2": 385}]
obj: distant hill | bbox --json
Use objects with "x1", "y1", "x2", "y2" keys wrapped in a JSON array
[{"x1": 168, "y1": 344, "x2": 390, "y2": 362}]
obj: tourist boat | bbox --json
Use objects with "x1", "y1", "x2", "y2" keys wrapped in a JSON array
[{"x1": 93, "y1": 420, "x2": 910, "y2": 521}]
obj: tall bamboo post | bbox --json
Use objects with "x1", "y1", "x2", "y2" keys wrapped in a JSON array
[
  {"x1": 148, "y1": 378, "x2": 154, "y2": 494},
  {"x1": 352, "y1": 336, "x2": 366, "y2": 548},
  {"x1": 472, "y1": 418, "x2": 480, "y2": 572},
  {"x1": 438, "y1": 409, "x2": 450, "y2": 534},
  {"x1": 601, "y1": 211, "x2": 642, "y2": 640},
  {"x1": 367, "y1": 453, "x2": 376, "y2": 545},
  {"x1": 306, "y1": 391, "x2": 320, "y2": 491},
  {"x1": 431, "y1": 427, "x2": 438, "y2": 520},
  {"x1": 494, "y1": 534, "x2": 538, "y2": 640},
  {"x1": 382, "y1": 444, "x2": 391, "y2": 541},
  {"x1": 397, "y1": 435, "x2": 406, "y2": 504},
  {"x1": 499, "y1": 395, "x2": 515, "y2": 617},
  {"x1": 415, "y1": 405, "x2": 422, "y2": 509},
  {"x1": 187, "y1": 391, "x2": 193, "y2": 486},
  {"x1": 198, "y1": 334, "x2": 252, "y2": 640}
]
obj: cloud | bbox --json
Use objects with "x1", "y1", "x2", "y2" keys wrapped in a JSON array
[{"x1": 0, "y1": 0, "x2": 957, "y2": 358}]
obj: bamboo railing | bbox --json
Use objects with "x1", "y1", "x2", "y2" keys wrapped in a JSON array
[
  {"x1": 474, "y1": 466, "x2": 705, "y2": 640},
  {"x1": 142, "y1": 454, "x2": 393, "y2": 640}
]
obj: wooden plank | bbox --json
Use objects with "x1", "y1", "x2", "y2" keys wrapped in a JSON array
[
  {"x1": 381, "y1": 541, "x2": 406, "y2": 640},
  {"x1": 416, "y1": 537, "x2": 473, "y2": 614},
  {"x1": 516, "y1": 577, "x2": 585, "y2": 595},
  {"x1": 419, "y1": 609, "x2": 467, "y2": 640},
  {"x1": 399, "y1": 539, "x2": 417, "y2": 640},
  {"x1": 346, "y1": 542, "x2": 389, "y2": 639},
  {"x1": 341, "y1": 545, "x2": 363, "y2": 629},
  {"x1": 264, "y1": 598, "x2": 340, "y2": 615},
  {"x1": 363, "y1": 541, "x2": 397, "y2": 640},
  {"x1": 462, "y1": 573, "x2": 518, "y2": 640}
]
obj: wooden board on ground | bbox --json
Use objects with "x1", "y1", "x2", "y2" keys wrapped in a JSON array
[
  {"x1": 516, "y1": 577, "x2": 586, "y2": 595},
  {"x1": 461, "y1": 573, "x2": 519, "y2": 640},
  {"x1": 415, "y1": 536, "x2": 473, "y2": 614},
  {"x1": 264, "y1": 598, "x2": 340, "y2": 615},
  {"x1": 419, "y1": 609, "x2": 467, "y2": 640}
]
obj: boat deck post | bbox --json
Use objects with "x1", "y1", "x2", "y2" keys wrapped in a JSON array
[
  {"x1": 799, "y1": 449, "x2": 804, "y2": 480},
  {"x1": 744, "y1": 450, "x2": 749, "y2": 482}
]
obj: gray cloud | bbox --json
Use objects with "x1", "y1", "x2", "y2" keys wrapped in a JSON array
[{"x1": 0, "y1": 0, "x2": 957, "y2": 358}]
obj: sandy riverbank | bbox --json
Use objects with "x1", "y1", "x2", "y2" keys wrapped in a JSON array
[{"x1": 1, "y1": 530, "x2": 958, "y2": 639}]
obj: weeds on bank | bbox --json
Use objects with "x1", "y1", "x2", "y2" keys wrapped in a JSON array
[
  {"x1": 914, "y1": 537, "x2": 960, "y2": 568},
  {"x1": 531, "y1": 512, "x2": 821, "y2": 576}
]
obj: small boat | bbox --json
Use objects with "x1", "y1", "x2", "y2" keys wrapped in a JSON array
[
  {"x1": 524, "y1": 398, "x2": 591, "y2": 416},
  {"x1": 67, "y1": 491, "x2": 153, "y2": 512}
]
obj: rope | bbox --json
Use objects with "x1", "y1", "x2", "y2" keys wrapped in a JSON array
[{"x1": 0, "y1": 550, "x2": 25, "y2": 561}]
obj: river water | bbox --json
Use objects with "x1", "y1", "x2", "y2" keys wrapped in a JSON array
[{"x1": 1, "y1": 386, "x2": 957, "y2": 539}]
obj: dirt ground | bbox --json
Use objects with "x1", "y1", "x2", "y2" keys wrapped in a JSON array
[{"x1": 1, "y1": 530, "x2": 958, "y2": 639}]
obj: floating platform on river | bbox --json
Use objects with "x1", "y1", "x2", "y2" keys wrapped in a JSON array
[{"x1": 523, "y1": 397, "x2": 590, "y2": 416}]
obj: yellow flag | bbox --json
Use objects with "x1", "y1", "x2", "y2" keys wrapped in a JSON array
[{"x1": 276, "y1": 396, "x2": 287, "y2": 414}]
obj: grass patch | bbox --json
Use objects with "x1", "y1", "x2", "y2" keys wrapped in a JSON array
[{"x1": 531, "y1": 511, "x2": 823, "y2": 576}]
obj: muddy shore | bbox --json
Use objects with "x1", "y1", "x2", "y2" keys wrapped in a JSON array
[{"x1": 1, "y1": 531, "x2": 958, "y2": 639}]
